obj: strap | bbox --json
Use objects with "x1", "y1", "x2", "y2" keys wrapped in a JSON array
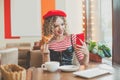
[{"x1": 71, "y1": 34, "x2": 73, "y2": 46}]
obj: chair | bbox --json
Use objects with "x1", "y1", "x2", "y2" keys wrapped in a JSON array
[
  {"x1": 6, "y1": 42, "x2": 31, "y2": 69},
  {"x1": 30, "y1": 50, "x2": 43, "y2": 67},
  {"x1": 33, "y1": 41, "x2": 41, "y2": 50},
  {"x1": 0, "y1": 48, "x2": 18, "y2": 65},
  {"x1": 6, "y1": 42, "x2": 31, "y2": 48}
]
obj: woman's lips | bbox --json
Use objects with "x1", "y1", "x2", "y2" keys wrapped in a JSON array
[{"x1": 58, "y1": 31, "x2": 62, "y2": 34}]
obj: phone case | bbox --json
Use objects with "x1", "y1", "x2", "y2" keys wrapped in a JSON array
[{"x1": 76, "y1": 33, "x2": 85, "y2": 46}]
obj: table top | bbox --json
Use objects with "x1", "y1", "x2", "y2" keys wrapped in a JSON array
[{"x1": 26, "y1": 62, "x2": 120, "y2": 80}]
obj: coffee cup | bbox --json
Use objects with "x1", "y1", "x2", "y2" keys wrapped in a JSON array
[{"x1": 41, "y1": 61, "x2": 60, "y2": 72}]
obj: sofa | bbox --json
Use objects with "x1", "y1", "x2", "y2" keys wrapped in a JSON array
[
  {"x1": 6, "y1": 42, "x2": 31, "y2": 69},
  {"x1": 0, "y1": 48, "x2": 18, "y2": 65}
]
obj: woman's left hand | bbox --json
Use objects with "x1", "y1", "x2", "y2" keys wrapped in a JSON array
[
  {"x1": 74, "y1": 39, "x2": 89, "y2": 67},
  {"x1": 74, "y1": 39, "x2": 89, "y2": 56}
]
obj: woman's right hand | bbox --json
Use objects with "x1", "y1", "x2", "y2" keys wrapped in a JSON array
[
  {"x1": 41, "y1": 43, "x2": 49, "y2": 53},
  {"x1": 40, "y1": 43, "x2": 50, "y2": 62}
]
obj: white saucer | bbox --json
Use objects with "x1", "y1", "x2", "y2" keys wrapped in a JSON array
[{"x1": 58, "y1": 65, "x2": 79, "y2": 72}]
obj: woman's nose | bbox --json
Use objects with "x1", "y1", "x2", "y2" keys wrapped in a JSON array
[{"x1": 58, "y1": 25, "x2": 63, "y2": 29}]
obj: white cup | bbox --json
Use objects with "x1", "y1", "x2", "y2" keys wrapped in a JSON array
[{"x1": 41, "y1": 61, "x2": 60, "y2": 72}]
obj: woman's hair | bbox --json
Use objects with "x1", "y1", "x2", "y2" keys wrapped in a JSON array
[{"x1": 43, "y1": 16, "x2": 68, "y2": 36}]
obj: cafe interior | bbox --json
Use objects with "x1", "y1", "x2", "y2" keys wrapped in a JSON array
[{"x1": 0, "y1": 0, "x2": 120, "y2": 80}]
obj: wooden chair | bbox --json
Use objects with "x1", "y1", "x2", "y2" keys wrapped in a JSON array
[{"x1": 30, "y1": 50, "x2": 43, "y2": 67}]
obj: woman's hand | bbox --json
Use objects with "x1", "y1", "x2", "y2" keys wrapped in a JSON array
[
  {"x1": 41, "y1": 43, "x2": 49, "y2": 53},
  {"x1": 40, "y1": 43, "x2": 50, "y2": 62},
  {"x1": 74, "y1": 39, "x2": 89, "y2": 67},
  {"x1": 74, "y1": 39, "x2": 89, "y2": 56}
]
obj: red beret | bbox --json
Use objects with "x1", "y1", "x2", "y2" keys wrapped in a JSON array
[{"x1": 43, "y1": 10, "x2": 67, "y2": 19}]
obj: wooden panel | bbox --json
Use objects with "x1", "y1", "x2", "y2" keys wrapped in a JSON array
[
  {"x1": 112, "y1": 0, "x2": 120, "y2": 65},
  {"x1": 41, "y1": 0, "x2": 55, "y2": 23}
]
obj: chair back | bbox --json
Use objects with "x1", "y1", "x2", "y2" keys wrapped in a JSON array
[{"x1": 0, "y1": 48, "x2": 18, "y2": 65}]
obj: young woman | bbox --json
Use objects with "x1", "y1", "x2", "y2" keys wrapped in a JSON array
[{"x1": 41, "y1": 10, "x2": 89, "y2": 66}]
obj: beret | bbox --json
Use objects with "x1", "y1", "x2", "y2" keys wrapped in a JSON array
[{"x1": 43, "y1": 10, "x2": 67, "y2": 19}]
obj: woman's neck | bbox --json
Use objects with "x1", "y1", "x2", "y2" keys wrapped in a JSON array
[{"x1": 54, "y1": 35, "x2": 65, "y2": 41}]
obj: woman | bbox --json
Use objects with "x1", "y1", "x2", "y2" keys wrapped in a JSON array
[{"x1": 41, "y1": 10, "x2": 89, "y2": 66}]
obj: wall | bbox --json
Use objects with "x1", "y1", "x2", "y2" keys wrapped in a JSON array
[
  {"x1": 0, "y1": 0, "x2": 40, "y2": 48},
  {"x1": 0, "y1": 0, "x2": 83, "y2": 48},
  {"x1": 65, "y1": 0, "x2": 83, "y2": 34},
  {"x1": 56, "y1": 0, "x2": 83, "y2": 34},
  {"x1": 11, "y1": 0, "x2": 41, "y2": 36}
]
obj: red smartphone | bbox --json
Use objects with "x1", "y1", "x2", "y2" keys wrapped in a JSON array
[{"x1": 76, "y1": 33, "x2": 85, "y2": 46}]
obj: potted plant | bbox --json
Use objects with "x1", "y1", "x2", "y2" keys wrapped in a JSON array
[{"x1": 87, "y1": 40, "x2": 112, "y2": 62}]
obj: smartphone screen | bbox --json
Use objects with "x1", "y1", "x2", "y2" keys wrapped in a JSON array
[{"x1": 76, "y1": 33, "x2": 85, "y2": 46}]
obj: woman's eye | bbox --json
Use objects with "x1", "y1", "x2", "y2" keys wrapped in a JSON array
[
  {"x1": 54, "y1": 23, "x2": 64, "y2": 28},
  {"x1": 61, "y1": 23, "x2": 64, "y2": 26},
  {"x1": 54, "y1": 25, "x2": 59, "y2": 28}
]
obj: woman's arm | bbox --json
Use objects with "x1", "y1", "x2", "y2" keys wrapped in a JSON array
[
  {"x1": 40, "y1": 43, "x2": 50, "y2": 63},
  {"x1": 74, "y1": 39, "x2": 89, "y2": 67}
]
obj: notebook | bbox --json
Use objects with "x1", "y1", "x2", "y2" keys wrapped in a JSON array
[{"x1": 73, "y1": 67, "x2": 110, "y2": 78}]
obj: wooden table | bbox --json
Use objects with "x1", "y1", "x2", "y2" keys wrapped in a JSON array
[{"x1": 26, "y1": 62, "x2": 120, "y2": 80}]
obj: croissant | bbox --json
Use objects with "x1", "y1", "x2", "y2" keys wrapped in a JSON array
[{"x1": 40, "y1": 35, "x2": 53, "y2": 45}]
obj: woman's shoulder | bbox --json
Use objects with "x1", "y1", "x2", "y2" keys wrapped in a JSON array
[
  {"x1": 65, "y1": 34, "x2": 75, "y2": 39},
  {"x1": 71, "y1": 33, "x2": 84, "y2": 37},
  {"x1": 65, "y1": 34, "x2": 77, "y2": 40},
  {"x1": 66, "y1": 34, "x2": 76, "y2": 37},
  {"x1": 65, "y1": 34, "x2": 71, "y2": 37}
]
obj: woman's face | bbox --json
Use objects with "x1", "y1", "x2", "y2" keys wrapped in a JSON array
[{"x1": 53, "y1": 17, "x2": 65, "y2": 37}]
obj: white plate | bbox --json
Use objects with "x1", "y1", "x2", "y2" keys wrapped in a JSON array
[
  {"x1": 73, "y1": 68, "x2": 110, "y2": 78},
  {"x1": 58, "y1": 65, "x2": 79, "y2": 72}
]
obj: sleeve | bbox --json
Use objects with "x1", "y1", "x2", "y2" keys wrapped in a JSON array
[{"x1": 71, "y1": 34, "x2": 84, "y2": 63}]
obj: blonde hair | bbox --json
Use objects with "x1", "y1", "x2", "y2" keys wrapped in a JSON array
[{"x1": 43, "y1": 16, "x2": 68, "y2": 36}]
